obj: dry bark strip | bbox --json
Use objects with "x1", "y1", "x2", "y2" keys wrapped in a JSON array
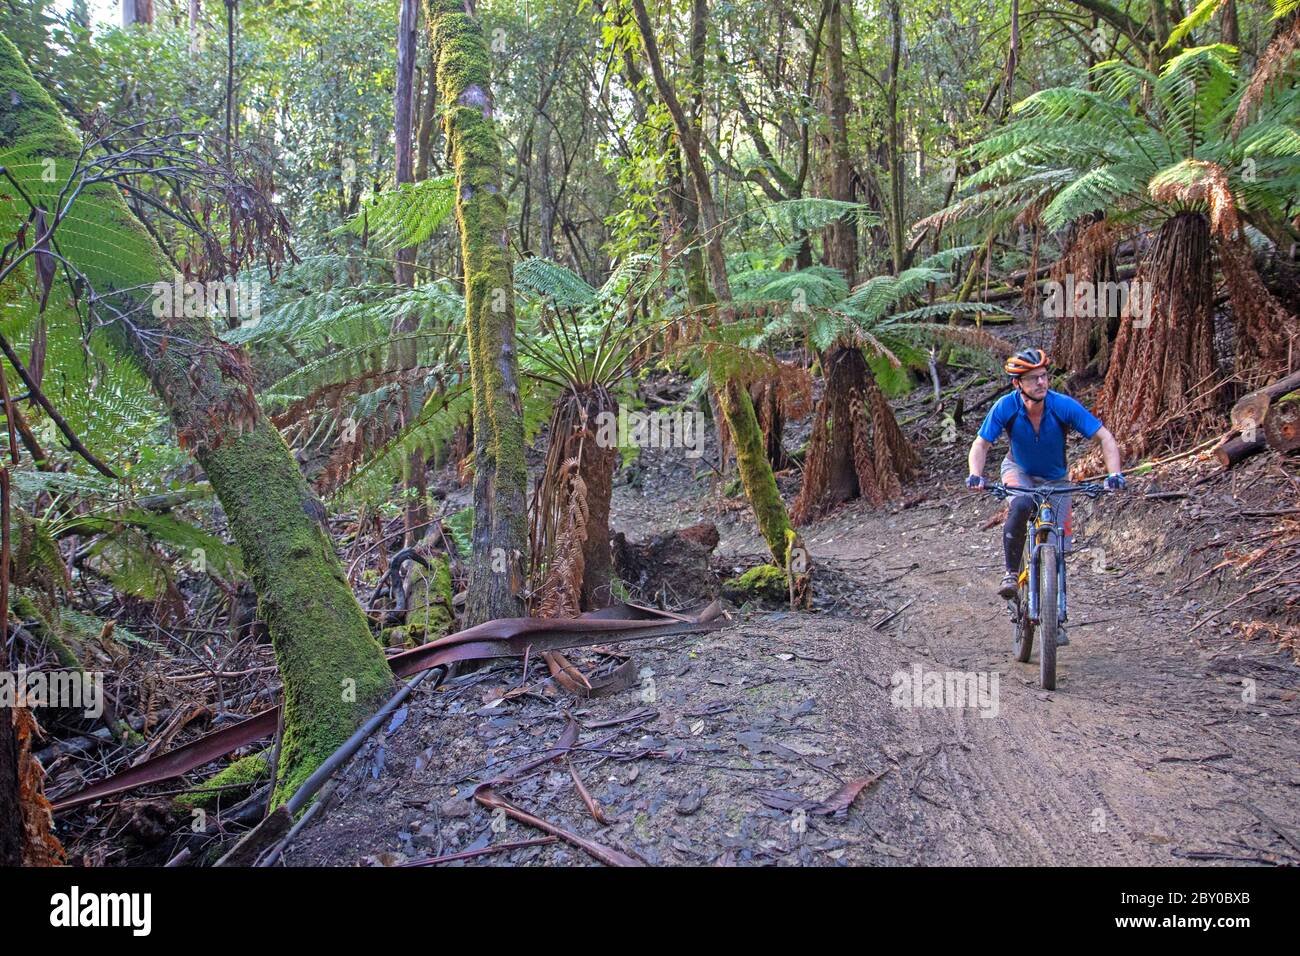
[{"x1": 398, "y1": 836, "x2": 558, "y2": 867}]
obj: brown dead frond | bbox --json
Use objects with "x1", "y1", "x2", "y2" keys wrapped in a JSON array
[
  {"x1": 536, "y1": 457, "x2": 589, "y2": 619},
  {"x1": 1232, "y1": 13, "x2": 1300, "y2": 137},
  {"x1": 790, "y1": 348, "x2": 913, "y2": 524},
  {"x1": 848, "y1": 396, "x2": 885, "y2": 507},
  {"x1": 1149, "y1": 160, "x2": 1241, "y2": 239},
  {"x1": 1050, "y1": 219, "x2": 1122, "y2": 377},
  {"x1": 1094, "y1": 211, "x2": 1221, "y2": 464},
  {"x1": 16, "y1": 708, "x2": 65, "y2": 867},
  {"x1": 791, "y1": 395, "x2": 832, "y2": 525},
  {"x1": 1216, "y1": 237, "x2": 1300, "y2": 388}
]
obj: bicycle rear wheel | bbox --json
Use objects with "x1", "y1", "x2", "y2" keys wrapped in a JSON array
[{"x1": 1038, "y1": 544, "x2": 1058, "y2": 690}]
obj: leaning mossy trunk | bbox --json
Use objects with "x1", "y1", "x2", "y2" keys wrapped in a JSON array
[
  {"x1": 429, "y1": 1, "x2": 528, "y2": 626},
  {"x1": 718, "y1": 380, "x2": 792, "y2": 565},
  {"x1": 0, "y1": 34, "x2": 394, "y2": 807}
]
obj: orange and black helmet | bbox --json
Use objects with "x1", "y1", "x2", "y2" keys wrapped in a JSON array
[{"x1": 1004, "y1": 348, "x2": 1051, "y2": 378}]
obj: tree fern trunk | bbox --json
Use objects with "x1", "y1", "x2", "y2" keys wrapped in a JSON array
[
  {"x1": 428, "y1": 1, "x2": 528, "y2": 625},
  {"x1": 0, "y1": 34, "x2": 394, "y2": 808}
]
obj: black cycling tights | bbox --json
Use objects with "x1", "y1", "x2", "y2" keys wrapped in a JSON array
[{"x1": 1002, "y1": 494, "x2": 1036, "y2": 574}]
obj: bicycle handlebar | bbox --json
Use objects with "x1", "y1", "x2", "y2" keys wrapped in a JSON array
[{"x1": 982, "y1": 480, "x2": 1106, "y2": 500}]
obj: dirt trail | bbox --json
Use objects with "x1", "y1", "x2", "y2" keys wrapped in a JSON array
[
  {"x1": 291, "y1": 473, "x2": 1300, "y2": 866},
  {"x1": 785, "y1": 492, "x2": 1300, "y2": 865}
]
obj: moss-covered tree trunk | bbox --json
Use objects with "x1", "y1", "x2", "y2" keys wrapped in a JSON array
[
  {"x1": 0, "y1": 34, "x2": 394, "y2": 807},
  {"x1": 718, "y1": 380, "x2": 793, "y2": 564},
  {"x1": 428, "y1": 1, "x2": 528, "y2": 625}
]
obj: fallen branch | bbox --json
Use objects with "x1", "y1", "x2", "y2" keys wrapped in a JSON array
[
  {"x1": 473, "y1": 788, "x2": 642, "y2": 867},
  {"x1": 398, "y1": 836, "x2": 558, "y2": 867}
]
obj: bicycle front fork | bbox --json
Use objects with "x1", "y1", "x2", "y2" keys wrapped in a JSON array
[{"x1": 1025, "y1": 529, "x2": 1069, "y2": 624}]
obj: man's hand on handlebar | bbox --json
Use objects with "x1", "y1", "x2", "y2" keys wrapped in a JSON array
[
  {"x1": 1104, "y1": 472, "x2": 1127, "y2": 492},
  {"x1": 966, "y1": 474, "x2": 986, "y2": 490}
]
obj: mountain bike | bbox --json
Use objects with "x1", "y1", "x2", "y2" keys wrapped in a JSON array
[{"x1": 985, "y1": 481, "x2": 1105, "y2": 690}]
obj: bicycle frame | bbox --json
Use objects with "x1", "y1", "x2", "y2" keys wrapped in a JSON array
[
  {"x1": 1024, "y1": 496, "x2": 1067, "y2": 624},
  {"x1": 988, "y1": 481, "x2": 1104, "y2": 626}
]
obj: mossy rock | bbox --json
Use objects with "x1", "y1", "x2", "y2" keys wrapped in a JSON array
[
  {"x1": 175, "y1": 752, "x2": 271, "y2": 810},
  {"x1": 722, "y1": 564, "x2": 788, "y2": 604}
]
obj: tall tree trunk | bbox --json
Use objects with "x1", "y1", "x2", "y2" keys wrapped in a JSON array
[
  {"x1": 122, "y1": 0, "x2": 153, "y2": 26},
  {"x1": 825, "y1": 0, "x2": 857, "y2": 285},
  {"x1": 821, "y1": 0, "x2": 867, "y2": 508},
  {"x1": 223, "y1": 0, "x2": 238, "y2": 183},
  {"x1": 1221, "y1": 0, "x2": 1239, "y2": 47},
  {"x1": 0, "y1": 469, "x2": 20, "y2": 864},
  {"x1": 188, "y1": 0, "x2": 201, "y2": 53},
  {"x1": 392, "y1": 0, "x2": 427, "y2": 546},
  {"x1": 886, "y1": 0, "x2": 905, "y2": 275},
  {"x1": 0, "y1": 34, "x2": 394, "y2": 807},
  {"x1": 0, "y1": 713, "x2": 18, "y2": 865},
  {"x1": 629, "y1": 0, "x2": 795, "y2": 565},
  {"x1": 415, "y1": 49, "x2": 439, "y2": 180},
  {"x1": 393, "y1": 0, "x2": 418, "y2": 292},
  {"x1": 428, "y1": 1, "x2": 528, "y2": 623}
]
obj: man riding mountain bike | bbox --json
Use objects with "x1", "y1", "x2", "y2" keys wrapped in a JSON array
[{"x1": 965, "y1": 348, "x2": 1126, "y2": 616}]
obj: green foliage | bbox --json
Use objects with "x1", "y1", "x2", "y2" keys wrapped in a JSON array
[
  {"x1": 1166, "y1": 0, "x2": 1230, "y2": 50},
  {"x1": 444, "y1": 505, "x2": 474, "y2": 557},
  {"x1": 513, "y1": 256, "x2": 657, "y2": 393},
  {"x1": 335, "y1": 384, "x2": 474, "y2": 504},
  {"x1": 740, "y1": 198, "x2": 881, "y2": 235},
  {"x1": 514, "y1": 256, "x2": 600, "y2": 308},
  {"x1": 344, "y1": 175, "x2": 457, "y2": 251},
  {"x1": 59, "y1": 508, "x2": 242, "y2": 578}
]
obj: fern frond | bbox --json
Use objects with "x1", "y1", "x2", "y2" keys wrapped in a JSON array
[
  {"x1": 514, "y1": 257, "x2": 599, "y2": 307},
  {"x1": 741, "y1": 197, "x2": 881, "y2": 234},
  {"x1": 345, "y1": 175, "x2": 457, "y2": 250}
]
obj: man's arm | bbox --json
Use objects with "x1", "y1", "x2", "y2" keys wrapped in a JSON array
[
  {"x1": 1093, "y1": 426, "x2": 1121, "y2": 475},
  {"x1": 968, "y1": 435, "x2": 992, "y2": 480}
]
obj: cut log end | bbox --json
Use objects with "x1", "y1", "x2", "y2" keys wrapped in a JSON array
[{"x1": 1214, "y1": 433, "x2": 1267, "y2": 469}]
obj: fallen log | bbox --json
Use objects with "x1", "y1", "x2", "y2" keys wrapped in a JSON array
[
  {"x1": 1213, "y1": 431, "x2": 1268, "y2": 469},
  {"x1": 1230, "y1": 370, "x2": 1300, "y2": 434},
  {"x1": 1264, "y1": 393, "x2": 1300, "y2": 453},
  {"x1": 974, "y1": 263, "x2": 1139, "y2": 304}
]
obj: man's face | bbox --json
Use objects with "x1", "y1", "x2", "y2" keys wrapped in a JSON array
[{"x1": 1016, "y1": 370, "x2": 1050, "y2": 402}]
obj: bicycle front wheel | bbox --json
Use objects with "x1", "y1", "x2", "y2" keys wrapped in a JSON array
[{"x1": 1038, "y1": 544, "x2": 1058, "y2": 690}]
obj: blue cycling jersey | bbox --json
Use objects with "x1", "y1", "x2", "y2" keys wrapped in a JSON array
[{"x1": 977, "y1": 390, "x2": 1102, "y2": 481}]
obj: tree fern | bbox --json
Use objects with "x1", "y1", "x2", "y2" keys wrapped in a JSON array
[
  {"x1": 928, "y1": 45, "x2": 1297, "y2": 240},
  {"x1": 514, "y1": 256, "x2": 599, "y2": 307},
  {"x1": 335, "y1": 383, "x2": 474, "y2": 504}
]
